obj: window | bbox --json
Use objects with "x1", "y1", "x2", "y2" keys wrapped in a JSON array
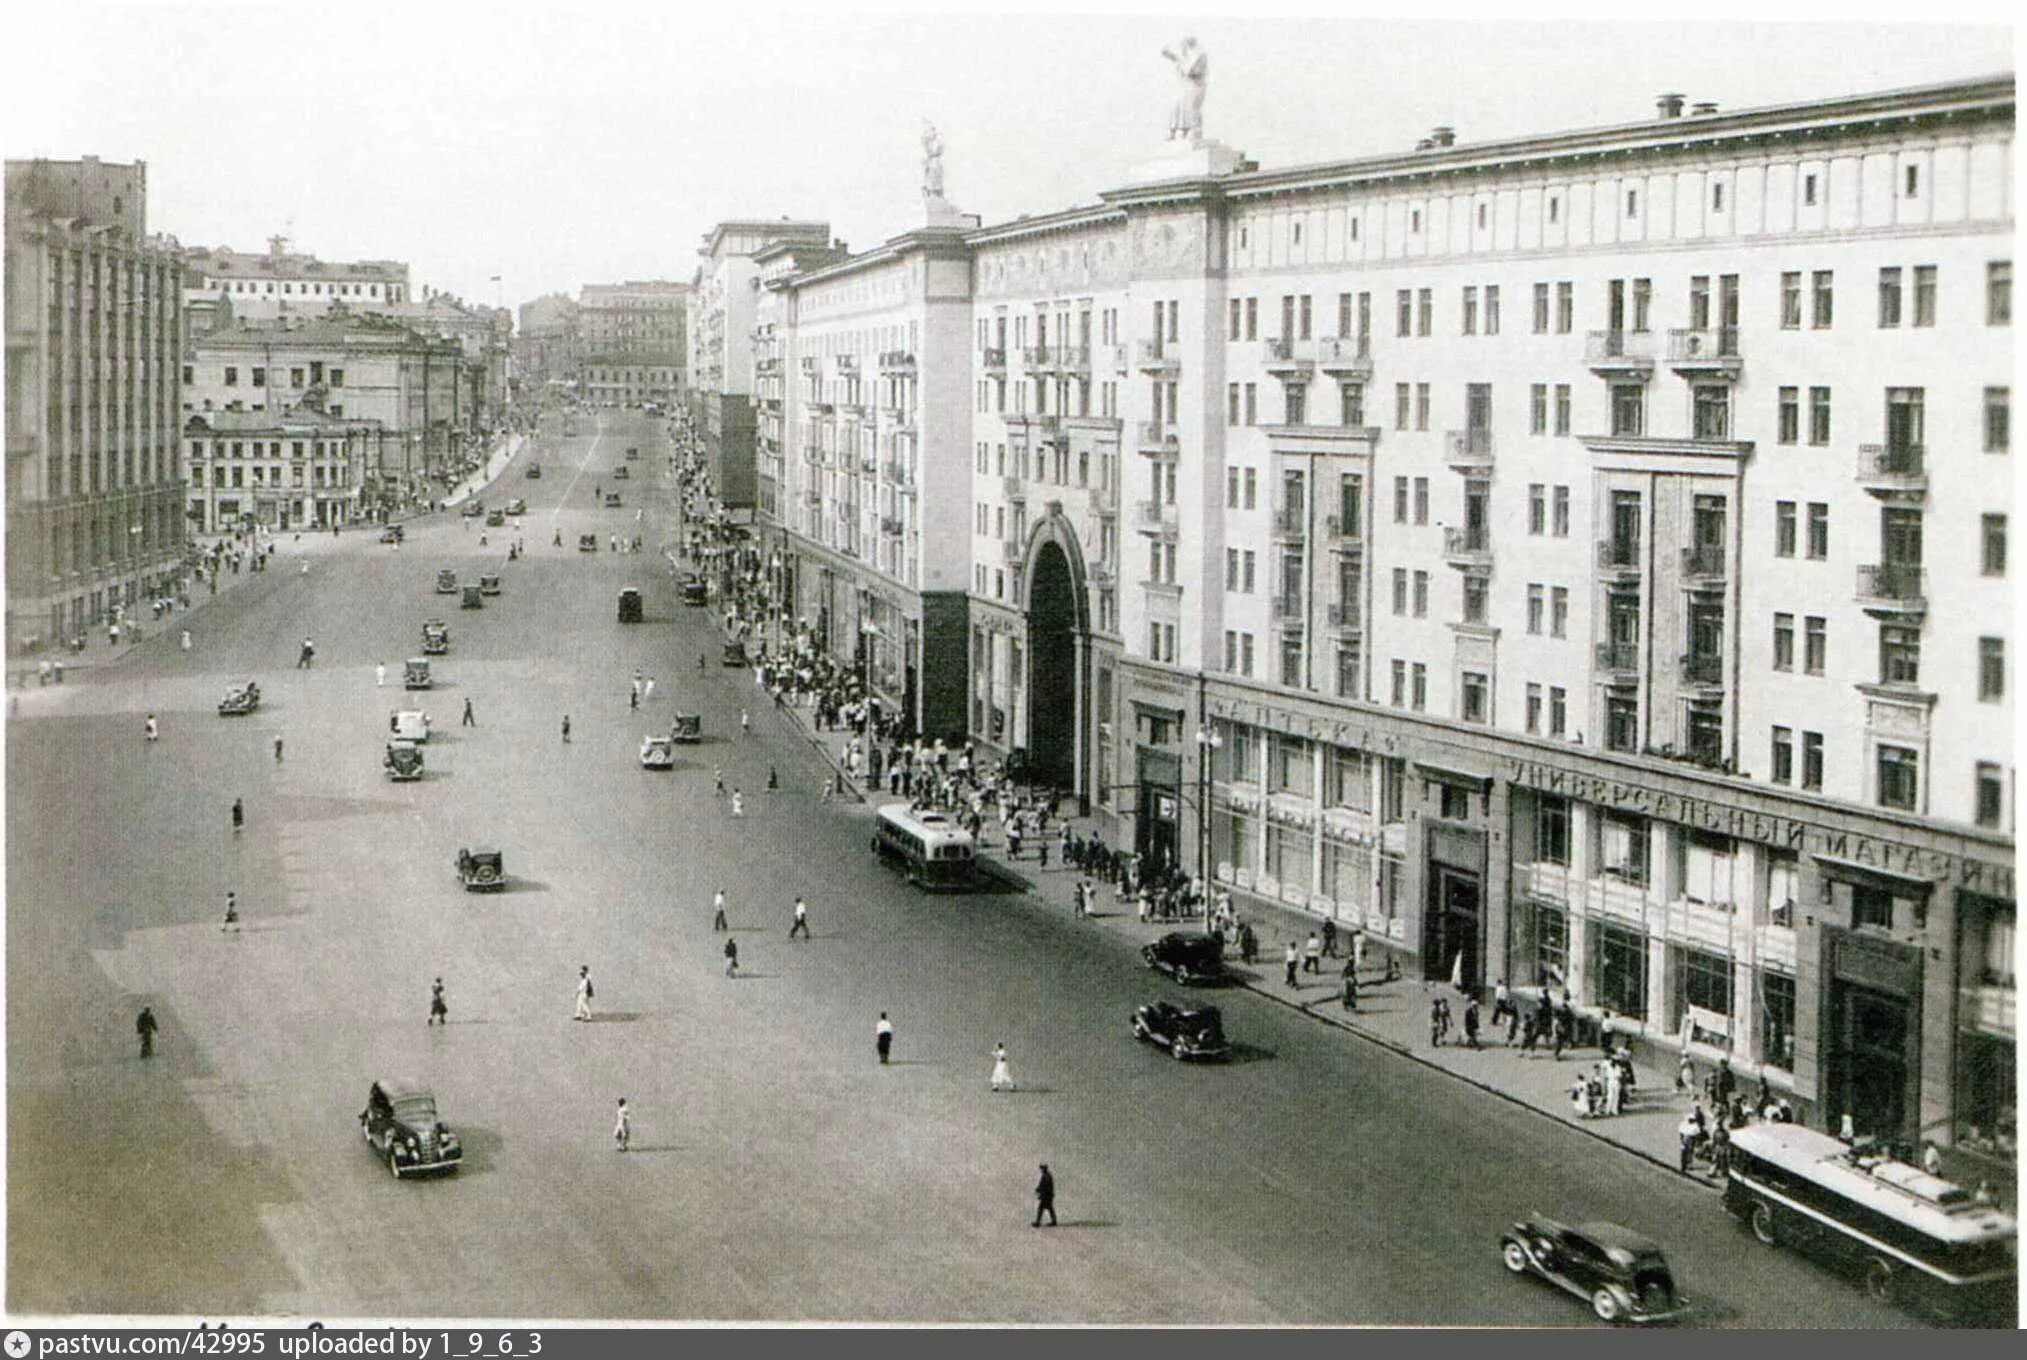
[
  {"x1": 1335, "y1": 646, "x2": 1359, "y2": 699},
  {"x1": 1913, "y1": 266, "x2": 1936, "y2": 327},
  {"x1": 1989, "y1": 260, "x2": 2012, "y2": 325},
  {"x1": 1804, "y1": 616, "x2": 1826, "y2": 675},
  {"x1": 1692, "y1": 385, "x2": 1730, "y2": 440},
  {"x1": 1983, "y1": 514, "x2": 2006, "y2": 576},
  {"x1": 1803, "y1": 173, "x2": 1819, "y2": 206},
  {"x1": 1393, "y1": 476, "x2": 1408, "y2": 524},
  {"x1": 1808, "y1": 387, "x2": 1831, "y2": 446},
  {"x1": 1777, "y1": 387, "x2": 1799, "y2": 444},
  {"x1": 1411, "y1": 663, "x2": 1427, "y2": 711},
  {"x1": 1552, "y1": 486, "x2": 1569, "y2": 537},
  {"x1": 1610, "y1": 384, "x2": 1644, "y2": 437},
  {"x1": 1976, "y1": 762, "x2": 2005, "y2": 829},
  {"x1": 1775, "y1": 501, "x2": 1797, "y2": 557},
  {"x1": 1413, "y1": 477, "x2": 1428, "y2": 525},
  {"x1": 1606, "y1": 694, "x2": 1638, "y2": 753},
  {"x1": 181, "y1": 364, "x2": 193, "y2": 385},
  {"x1": 1851, "y1": 883, "x2": 1896, "y2": 930},
  {"x1": 1761, "y1": 972, "x2": 1797, "y2": 1071},
  {"x1": 1549, "y1": 686, "x2": 1567, "y2": 737},
  {"x1": 1555, "y1": 281, "x2": 1573, "y2": 333},
  {"x1": 1244, "y1": 468, "x2": 1257, "y2": 508},
  {"x1": 1877, "y1": 745, "x2": 1920, "y2": 812},
  {"x1": 1417, "y1": 289, "x2": 1432, "y2": 336},
  {"x1": 1340, "y1": 383, "x2": 1364, "y2": 428},
  {"x1": 1711, "y1": 181, "x2": 1725, "y2": 211},
  {"x1": 1979, "y1": 636, "x2": 2005, "y2": 700},
  {"x1": 1593, "y1": 923, "x2": 1648, "y2": 1020},
  {"x1": 1806, "y1": 503, "x2": 1828, "y2": 560},
  {"x1": 1532, "y1": 282, "x2": 1549, "y2": 334},
  {"x1": 1485, "y1": 285, "x2": 1500, "y2": 334},
  {"x1": 1986, "y1": 387, "x2": 2010, "y2": 452},
  {"x1": 1878, "y1": 267, "x2": 1903, "y2": 327},
  {"x1": 1880, "y1": 624, "x2": 1921, "y2": 686},
  {"x1": 1631, "y1": 278, "x2": 1651, "y2": 332},
  {"x1": 1772, "y1": 612, "x2": 1794, "y2": 671},
  {"x1": 1284, "y1": 383, "x2": 1306, "y2": 425},
  {"x1": 1525, "y1": 683, "x2": 1542, "y2": 734},
  {"x1": 1771, "y1": 726, "x2": 1793, "y2": 784},
  {"x1": 1461, "y1": 671, "x2": 1488, "y2": 724},
  {"x1": 1530, "y1": 384, "x2": 1548, "y2": 435},
  {"x1": 1392, "y1": 568, "x2": 1407, "y2": 616},
  {"x1": 1811, "y1": 270, "x2": 1834, "y2": 328},
  {"x1": 1550, "y1": 587, "x2": 1568, "y2": 639},
  {"x1": 1528, "y1": 484, "x2": 1545, "y2": 535},
  {"x1": 1600, "y1": 811, "x2": 1649, "y2": 884},
  {"x1": 1462, "y1": 286, "x2": 1478, "y2": 335},
  {"x1": 1802, "y1": 731, "x2": 1824, "y2": 790},
  {"x1": 1779, "y1": 271, "x2": 1801, "y2": 328},
  {"x1": 1463, "y1": 574, "x2": 1489, "y2": 624},
  {"x1": 224, "y1": 366, "x2": 238, "y2": 387},
  {"x1": 1625, "y1": 189, "x2": 1639, "y2": 218},
  {"x1": 1412, "y1": 570, "x2": 1428, "y2": 618},
  {"x1": 1414, "y1": 383, "x2": 1429, "y2": 431},
  {"x1": 1243, "y1": 384, "x2": 1257, "y2": 425},
  {"x1": 1679, "y1": 947, "x2": 1733, "y2": 1031},
  {"x1": 1394, "y1": 382, "x2": 1409, "y2": 431},
  {"x1": 1390, "y1": 659, "x2": 1405, "y2": 707},
  {"x1": 1526, "y1": 583, "x2": 1544, "y2": 634},
  {"x1": 1396, "y1": 289, "x2": 1412, "y2": 337},
  {"x1": 1227, "y1": 383, "x2": 1240, "y2": 425}
]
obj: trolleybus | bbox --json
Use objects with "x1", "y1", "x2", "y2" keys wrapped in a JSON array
[{"x1": 872, "y1": 803, "x2": 978, "y2": 890}]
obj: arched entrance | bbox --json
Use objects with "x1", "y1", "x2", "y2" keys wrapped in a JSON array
[{"x1": 1025, "y1": 534, "x2": 1085, "y2": 795}]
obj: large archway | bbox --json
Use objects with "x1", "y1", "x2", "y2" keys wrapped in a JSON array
[{"x1": 1025, "y1": 537, "x2": 1083, "y2": 794}]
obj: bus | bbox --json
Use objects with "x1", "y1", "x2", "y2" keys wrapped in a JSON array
[
  {"x1": 872, "y1": 803, "x2": 977, "y2": 890},
  {"x1": 1723, "y1": 1122, "x2": 2016, "y2": 1325}
]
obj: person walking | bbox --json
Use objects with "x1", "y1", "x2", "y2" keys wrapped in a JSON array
[
  {"x1": 428, "y1": 977, "x2": 449, "y2": 1026},
  {"x1": 789, "y1": 896, "x2": 810, "y2": 940},
  {"x1": 1303, "y1": 932, "x2": 1322, "y2": 974},
  {"x1": 1341, "y1": 958, "x2": 1359, "y2": 1011},
  {"x1": 561, "y1": 714, "x2": 571, "y2": 743},
  {"x1": 144, "y1": 713, "x2": 159, "y2": 742},
  {"x1": 137, "y1": 1006, "x2": 158, "y2": 1059},
  {"x1": 1283, "y1": 941, "x2": 1300, "y2": 989},
  {"x1": 712, "y1": 889, "x2": 728, "y2": 931},
  {"x1": 613, "y1": 1098, "x2": 632, "y2": 1152},
  {"x1": 273, "y1": 733, "x2": 285, "y2": 763},
  {"x1": 629, "y1": 684, "x2": 640, "y2": 712},
  {"x1": 231, "y1": 797, "x2": 244, "y2": 834},
  {"x1": 1320, "y1": 917, "x2": 1338, "y2": 959},
  {"x1": 1032, "y1": 1164, "x2": 1057, "y2": 1227},
  {"x1": 730, "y1": 789, "x2": 745, "y2": 817},
  {"x1": 714, "y1": 767, "x2": 726, "y2": 796},
  {"x1": 376, "y1": 661, "x2": 386, "y2": 688},
  {"x1": 741, "y1": 709, "x2": 750, "y2": 737},
  {"x1": 1462, "y1": 995, "x2": 1482, "y2": 1049},
  {"x1": 221, "y1": 891, "x2": 240, "y2": 934},
  {"x1": 875, "y1": 1013, "x2": 894, "y2": 1065},
  {"x1": 181, "y1": 628, "x2": 193, "y2": 652},
  {"x1": 574, "y1": 965, "x2": 594, "y2": 1022},
  {"x1": 461, "y1": 697, "x2": 475, "y2": 727},
  {"x1": 723, "y1": 937, "x2": 740, "y2": 977},
  {"x1": 990, "y1": 1042, "x2": 1016, "y2": 1092},
  {"x1": 1429, "y1": 996, "x2": 1446, "y2": 1047}
]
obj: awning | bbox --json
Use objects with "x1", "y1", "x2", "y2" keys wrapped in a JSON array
[
  {"x1": 1811, "y1": 853, "x2": 1936, "y2": 896},
  {"x1": 1412, "y1": 759, "x2": 1493, "y2": 792}
]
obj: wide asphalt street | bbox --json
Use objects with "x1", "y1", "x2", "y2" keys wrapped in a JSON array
[{"x1": 6, "y1": 410, "x2": 1918, "y2": 1326}]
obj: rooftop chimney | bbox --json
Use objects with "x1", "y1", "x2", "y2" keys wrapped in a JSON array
[
  {"x1": 1429, "y1": 126, "x2": 1456, "y2": 148},
  {"x1": 1691, "y1": 101, "x2": 1719, "y2": 116},
  {"x1": 1657, "y1": 93, "x2": 1686, "y2": 119},
  {"x1": 1415, "y1": 138, "x2": 1434, "y2": 151}
]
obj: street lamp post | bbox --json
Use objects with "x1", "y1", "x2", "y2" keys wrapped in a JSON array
[{"x1": 1195, "y1": 724, "x2": 1222, "y2": 926}]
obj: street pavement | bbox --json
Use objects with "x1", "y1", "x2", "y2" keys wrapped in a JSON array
[{"x1": 5, "y1": 410, "x2": 1922, "y2": 1325}]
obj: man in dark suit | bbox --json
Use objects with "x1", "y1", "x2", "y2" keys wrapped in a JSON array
[{"x1": 1033, "y1": 1164, "x2": 1057, "y2": 1227}]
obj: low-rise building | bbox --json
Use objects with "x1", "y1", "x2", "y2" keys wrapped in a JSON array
[
  {"x1": 181, "y1": 235, "x2": 409, "y2": 321},
  {"x1": 181, "y1": 405, "x2": 385, "y2": 532}
]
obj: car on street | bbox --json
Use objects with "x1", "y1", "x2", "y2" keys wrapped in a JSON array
[
  {"x1": 455, "y1": 846, "x2": 506, "y2": 891},
  {"x1": 479, "y1": 573, "x2": 502, "y2": 596},
  {"x1": 485, "y1": 510, "x2": 505, "y2": 527},
  {"x1": 461, "y1": 501, "x2": 484, "y2": 519},
  {"x1": 1130, "y1": 1000, "x2": 1232, "y2": 1060},
  {"x1": 525, "y1": 465, "x2": 541, "y2": 479},
  {"x1": 722, "y1": 640, "x2": 749, "y2": 667},
  {"x1": 403, "y1": 657, "x2": 433, "y2": 689},
  {"x1": 670, "y1": 712, "x2": 701, "y2": 743},
  {"x1": 1499, "y1": 1216, "x2": 1688, "y2": 1324},
  {"x1": 384, "y1": 739, "x2": 424, "y2": 781},
  {"x1": 461, "y1": 585, "x2": 483, "y2": 609},
  {"x1": 435, "y1": 568, "x2": 457, "y2": 594},
  {"x1": 389, "y1": 709, "x2": 432, "y2": 742},
  {"x1": 578, "y1": 534, "x2": 598, "y2": 553},
  {"x1": 680, "y1": 576, "x2": 707, "y2": 606},
  {"x1": 617, "y1": 587, "x2": 643, "y2": 623},
  {"x1": 604, "y1": 492, "x2": 622, "y2": 507},
  {"x1": 421, "y1": 620, "x2": 450, "y2": 654},
  {"x1": 639, "y1": 735, "x2": 676, "y2": 769},
  {"x1": 379, "y1": 525, "x2": 404, "y2": 544},
  {"x1": 360, "y1": 1079, "x2": 462, "y2": 1178},
  {"x1": 625, "y1": 446, "x2": 640, "y2": 459},
  {"x1": 217, "y1": 681, "x2": 261, "y2": 716},
  {"x1": 505, "y1": 499, "x2": 527, "y2": 516},
  {"x1": 1142, "y1": 932, "x2": 1228, "y2": 986},
  {"x1": 612, "y1": 465, "x2": 629, "y2": 480}
]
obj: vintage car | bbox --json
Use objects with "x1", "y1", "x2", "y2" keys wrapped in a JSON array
[
  {"x1": 384, "y1": 739, "x2": 424, "y2": 781},
  {"x1": 461, "y1": 584, "x2": 483, "y2": 610},
  {"x1": 403, "y1": 657, "x2": 433, "y2": 690},
  {"x1": 640, "y1": 735, "x2": 676, "y2": 769},
  {"x1": 360, "y1": 1078, "x2": 462, "y2": 1178},
  {"x1": 479, "y1": 573, "x2": 502, "y2": 596},
  {"x1": 1131, "y1": 1001, "x2": 1232, "y2": 1061},
  {"x1": 390, "y1": 709, "x2": 431, "y2": 743},
  {"x1": 485, "y1": 510, "x2": 505, "y2": 527},
  {"x1": 461, "y1": 501, "x2": 484, "y2": 519},
  {"x1": 525, "y1": 464, "x2": 541, "y2": 479},
  {"x1": 670, "y1": 712, "x2": 702, "y2": 743},
  {"x1": 680, "y1": 577, "x2": 708, "y2": 606},
  {"x1": 625, "y1": 446, "x2": 640, "y2": 460},
  {"x1": 1142, "y1": 932, "x2": 1229, "y2": 986},
  {"x1": 1499, "y1": 1216, "x2": 1688, "y2": 1324},
  {"x1": 578, "y1": 534, "x2": 598, "y2": 553},
  {"x1": 505, "y1": 498, "x2": 527, "y2": 516},
  {"x1": 722, "y1": 640, "x2": 749, "y2": 667},
  {"x1": 604, "y1": 492, "x2": 623, "y2": 508},
  {"x1": 617, "y1": 587, "x2": 643, "y2": 624},
  {"x1": 217, "y1": 681, "x2": 261, "y2": 716},
  {"x1": 420, "y1": 620, "x2": 450, "y2": 654},
  {"x1": 454, "y1": 846, "x2": 505, "y2": 892},
  {"x1": 379, "y1": 525, "x2": 404, "y2": 544},
  {"x1": 435, "y1": 568, "x2": 458, "y2": 594},
  {"x1": 612, "y1": 465, "x2": 630, "y2": 480}
]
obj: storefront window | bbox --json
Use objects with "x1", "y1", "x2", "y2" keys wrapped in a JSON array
[
  {"x1": 1592, "y1": 923, "x2": 1648, "y2": 1019},
  {"x1": 1677, "y1": 947, "x2": 1734, "y2": 1039},
  {"x1": 1757, "y1": 970, "x2": 1796, "y2": 1072},
  {"x1": 1268, "y1": 825, "x2": 1313, "y2": 893},
  {"x1": 1536, "y1": 794, "x2": 1571, "y2": 865},
  {"x1": 1270, "y1": 734, "x2": 1314, "y2": 795},
  {"x1": 1325, "y1": 746, "x2": 1371, "y2": 810},
  {"x1": 1322, "y1": 839, "x2": 1371, "y2": 913},
  {"x1": 1599, "y1": 811, "x2": 1649, "y2": 885},
  {"x1": 1679, "y1": 830, "x2": 1736, "y2": 908},
  {"x1": 1955, "y1": 1032, "x2": 2017, "y2": 1162},
  {"x1": 1531, "y1": 903, "x2": 1568, "y2": 989},
  {"x1": 1215, "y1": 722, "x2": 1259, "y2": 783},
  {"x1": 1763, "y1": 849, "x2": 1798, "y2": 928},
  {"x1": 1378, "y1": 853, "x2": 1404, "y2": 923},
  {"x1": 1212, "y1": 805, "x2": 1256, "y2": 876}
]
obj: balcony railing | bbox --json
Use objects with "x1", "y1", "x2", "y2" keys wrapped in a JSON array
[
  {"x1": 1442, "y1": 525, "x2": 1492, "y2": 561},
  {"x1": 1137, "y1": 420, "x2": 1177, "y2": 452},
  {"x1": 1317, "y1": 335, "x2": 1373, "y2": 377},
  {"x1": 1594, "y1": 641, "x2": 1640, "y2": 673},
  {"x1": 1856, "y1": 442, "x2": 1927, "y2": 495},
  {"x1": 1445, "y1": 428, "x2": 1494, "y2": 468},
  {"x1": 1327, "y1": 602, "x2": 1361, "y2": 630},
  {"x1": 879, "y1": 350, "x2": 916, "y2": 372},
  {"x1": 1679, "y1": 651, "x2": 1724, "y2": 686},
  {"x1": 1002, "y1": 475, "x2": 1026, "y2": 501},
  {"x1": 1264, "y1": 336, "x2": 1316, "y2": 374},
  {"x1": 1325, "y1": 513, "x2": 1362, "y2": 543},
  {"x1": 981, "y1": 347, "x2": 1007, "y2": 372},
  {"x1": 1022, "y1": 345, "x2": 1050, "y2": 367},
  {"x1": 880, "y1": 515, "x2": 905, "y2": 536},
  {"x1": 1272, "y1": 593, "x2": 1305, "y2": 621},
  {"x1": 1584, "y1": 330, "x2": 1657, "y2": 374},
  {"x1": 1136, "y1": 499, "x2": 1177, "y2": 532},
  {"x1": 1595, "y1": 538, "x2": 1641, "y2": 574},
  {"x1": 1680, "y1": 544, "x2": 1727, "y2": 581},
  {"x1": 882, "y1": 460, "x2": 911, "y2": 484},
  {"x1": 1270, "y1": 505, "x2": 1307, "y2": 536},
  {"x1": 1088, "y1": 560, "x2": 1115, "y2": 587},
  {"x1": 1105, "y1": 343, "x2": 1129, "y2": 372},
  {"x1": 800, "y1": 356, "x2": 820, "y2": 373},
  {"x1": 1667, "y1": 326, "x2": 1743, "y2": 376},
  {"x1": 1856, "y1": 563, "x2": 1927, "y2": 612},
  {"x1": 835, "y1": 354, "x2": 858, "y2": 373},
  {"x1": 1001, "y1": 538, "x2": 1025, "y2": 564},
  {"x1": 1055, "y1": 344, "x2": 1091, "y2": 373},
  {"x1": 1135, "y1": 339, "x2": 1179, "y2": 373}
]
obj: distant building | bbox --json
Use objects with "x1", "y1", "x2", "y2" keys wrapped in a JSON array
[
  {"x1": 181, "y1": 236, "x2": 410, "y2": 323},
  {"x1": 182, "y1": 406, "x2": 386, "y2": 533},
  {"x1": 5, "y1": 156, "x2": 187, "y2": 653},
  {"x1": 515, "y1": 292, "x2": 578, "y2": 390},
  {"x1": 573, "y1": 280, "x2": 688, "y2": 405},
  {"x1": 371, "y1": 291, "x2": 512, "y2": 433}
]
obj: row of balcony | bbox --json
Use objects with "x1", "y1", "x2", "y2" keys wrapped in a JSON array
[
  {"x1": 1591, "y1": 641, "x2": 1722, "y2": 688},
  {"x1": 1584, "y1": 327, "x2": 1743, "y2": 380},
  {"x1": 1260, "y1": 334, "x2": 1374, "y2": 380}
]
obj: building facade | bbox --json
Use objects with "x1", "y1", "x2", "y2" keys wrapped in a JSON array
[
  {"x1": 5, "y1": 156, "x2": 187, "y2": 653},
  {"x1": 574, "y1": 280, "x2": 688, "y2": 406},
  {"x1": 762, "y1": 75, "x2": 2016, "y2": 1164},
  {"x1": 181, "y1": 406, "x2": 384, "y2": 532},
  {"x1": 515, "y1": 292, "x2": 578, "y2": 392},
  {"x1": 181, "y1": 236, "x2": 409, "y2": 320}
]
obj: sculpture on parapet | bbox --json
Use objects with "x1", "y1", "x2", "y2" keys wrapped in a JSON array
[
  {"x1": 1162, "y1": 37, "x2": 1208, "y2": 142},
  {"x1": 921, "y1": 120, "x2": 946, "y2": 200}
]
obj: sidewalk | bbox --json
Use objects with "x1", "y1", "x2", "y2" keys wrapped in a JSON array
[
  {"x1": 743, "y1": 650, "x2": 1730, "y2": 1190},
  {"x1": 441, "y1": 433, "x2": 525, "y2": 508}
]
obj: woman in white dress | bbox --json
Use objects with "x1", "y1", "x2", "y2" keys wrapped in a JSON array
[{"x1": 990, "y1": 1042, "x2": 1015, "y2": 1092}]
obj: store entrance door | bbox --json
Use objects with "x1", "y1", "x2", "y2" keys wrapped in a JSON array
[
  {"x1": 1827, "y1": 980, "x2": 1916, "y2": 1142},
  {"x1": 1424, "y1": 868, "x2": 1482, "y2": 991}
]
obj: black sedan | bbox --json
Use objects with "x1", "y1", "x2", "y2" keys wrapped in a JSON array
[
  {"x1": 1141, "y1": 931, "x2": 1227, "y2": 986},
  {"x1": 1131, "y1": 1001, "x2": 1231, "y2": 1061},
  {"x1": 360, "y1": 1078, "x2": 462, "y2": 1178},
  {"x1": 1499, "y1": 1215, "x2": 1687, "y2": 1324}
]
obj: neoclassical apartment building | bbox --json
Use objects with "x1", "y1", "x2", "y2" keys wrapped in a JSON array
[{"x1": 759, "y1": 75, "x2": 2014, "y2": 1159}]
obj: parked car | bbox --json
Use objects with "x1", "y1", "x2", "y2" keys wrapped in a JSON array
[
  {"x1": 1142, "y1": 932, "x2": 1228, "y2": 986},
  {"x1": 461, "y1": 584, "x2": 483, "y2": 610},
  {"x1": 389, "y1": 709, "x2": 432, "y2": 742},
  {"x1": 384, "y1": 739, "x2": 424, "y2": 781},
  {"x1": 525, "y1": 465, "x2": 542, "y2": 479},
  {"x1": 403, "y1": 657, "x2": 433, "y2": 690},
  {"x1": 722, "y1": 640, "x2": 749, "y2": 667},
  {"x1": 454, "y1": 846, "x2": 505, "y2": 892},
  {"x1": 612, "y1": 465, "x2": 630, "y2": 480},
  {"x1": 379, "y1": 525, "x2": 404, "y2": 544},
  {"x1": 420, "y1": 620, "x2": 449, "y2": 655},
  {"x1": 1131, "y1": 1001, "x2": 1232, "y2": 1060},
  {"x1": 625, "y1": 446, "x2": 640, "y2": 459},
  {"x1": 461, "y1": 501, "x2": 484, "y2": 519},
  {"x1": 680, "y1": 577, "x2": 708, "y2": 606},
  {"x1": 578, "y1": 534, "x2": 598, "y2": 553},
  {"x1": 640, "y1": 735, "x2": 676, "y2": 769},
  {"x1": 217, "y1": 681, "x2": 261, "y2": 716},
  {"x1": 435, "y1": 568, "x2": 458, "y2": 594},
  {"x1": 670, "y1": 712, "x2": 702, "y2": 743},
  {"x1": 1499, "y1": 1216, "x2": 1688, "y2": 1324},
  {"x1": 360, "y1": 1078, "x2": 462, "y2": 1178},
  {"x1": 604, "y1": 492, "x2": 622, "y2": 507},
  {"x1": 479, "y1": 573, "x2": 502, "y2": 596},
  {"x1": 485, "y1": 510, "x2": 505, "y2": 527},
  {"x1": 617, "y1": 587, "x2": 643, "y2": 623}
]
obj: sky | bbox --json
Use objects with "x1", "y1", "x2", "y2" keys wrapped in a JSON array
[{"x1": 1, "y1": 2, "x2": 2013, "y2": 315}]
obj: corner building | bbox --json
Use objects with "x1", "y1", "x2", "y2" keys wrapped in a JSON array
[{"x1": 763, "y1": 76, "x2": 2014, "y2": 1161}]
